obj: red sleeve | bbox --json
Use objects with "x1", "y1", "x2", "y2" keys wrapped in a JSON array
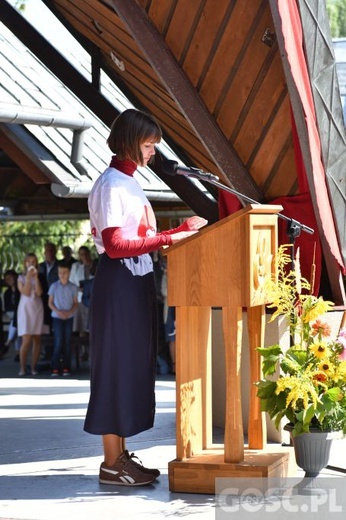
[{"x1": 102, "y1": 227, "x2": 173, "y2": 258}]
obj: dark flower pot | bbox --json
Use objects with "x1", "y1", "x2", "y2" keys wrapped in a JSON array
[
  {"x1": 284, "y1": 424, "x2": 333, "y2": 477},
  {"x1": 283, "y1": 424, "x2": 343, "y2": 495}
]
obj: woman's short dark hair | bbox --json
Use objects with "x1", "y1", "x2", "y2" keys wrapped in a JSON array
[
  {"x1": 4, "y1": 269, "x2": 18, "y2": 278},
  {"x1": 107, "y1": 108, "x2": 162, "y2": 164}
]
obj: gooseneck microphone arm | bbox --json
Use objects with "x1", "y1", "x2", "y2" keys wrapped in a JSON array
[
  {"x1": 161, "y1": 159, "x2": 314, "y2": 237},
  {"x1": 202, "y1": 175, "x2": 314, "y2": 236}
]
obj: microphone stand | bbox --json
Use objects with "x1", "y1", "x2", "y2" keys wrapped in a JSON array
[
  {"x1": 187, "y1": 173, "x2": 314, "y2": 254},
  {"x1": 190, "y1": 173, "x2": 314, "y2": 354}
]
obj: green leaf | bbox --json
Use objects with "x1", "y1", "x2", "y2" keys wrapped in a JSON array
[
  {"x1": 300, "y1": 404, "x2": 316, "y2": 428},
  {"x1": 274, "y1": 409, "x2": 287, "y2": 430},
  {"x1": 257, "y1": 345, "x2": 282, "y2": 376},
  {"x1": 256, "y1": 380, "x2": 277, "y2": 399},
  {"x1": 280, "y1": 357, "x2": 301, "y2": 375},
  {"x1": 325, "y1": 387, "x2": 343, "y2": 402},
  {"x1": 286, "y1": 348, "x2": 307, "y2": 366},
  {"x1": 262, "y1": 359, "x2": 279, "y2": 376},
  {"x1": 292, "y1": 422, "x2": 310, "y2": 436},
  {"x1": 257, "y1": 345, "x2": 282, "y2": 358}
]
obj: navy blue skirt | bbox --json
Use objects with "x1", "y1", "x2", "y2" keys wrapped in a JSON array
[{"x1": 84, "y1": 253, "x2": 157, "y2": 437}]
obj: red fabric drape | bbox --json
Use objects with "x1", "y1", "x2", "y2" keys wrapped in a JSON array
[
  {"x1": 277, "y1": 0, "x2": 344, "y2": 274},
  {"x1": 290, "y1": 105, "x2": 309, "y2": 194},
  {"x1": 218, "y1": 104, "x2": 322, "y2": 292},
  {"x1": 270, "y1": 193, "x2": 322, "y2": 294},
  {"x1": 219, "y1": 0, "x2": 345, "y2": 296}
]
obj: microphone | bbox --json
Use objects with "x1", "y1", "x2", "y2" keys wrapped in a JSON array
[{"x1": 162, "y1": 160, "x2": 219, "y2": 182}]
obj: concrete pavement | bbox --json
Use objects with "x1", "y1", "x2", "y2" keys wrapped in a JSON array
[
  {"x1": 1, "y1": 346, "x2": 346, "y2": 520},
  {"x1": 0, "y1": 347, "x2": 216, "y2": 520}
]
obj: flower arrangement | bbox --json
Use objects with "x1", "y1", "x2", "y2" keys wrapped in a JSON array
[{"x1": 256, "y1": 245, "x2": 346, "y2": 437}]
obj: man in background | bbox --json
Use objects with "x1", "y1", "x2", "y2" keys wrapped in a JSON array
[{"x1": 38, "y1": 242, "x2": 60, "y2": 360}]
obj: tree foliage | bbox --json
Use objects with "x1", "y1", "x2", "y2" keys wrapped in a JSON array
[
  {"x1": 14, "y1": 0, "x2": 27, "y2": 11},
  {"x1": 327, "y1": 0, "x2": 346, "y2": 37},
  {"x1": 0, "y1": 220, "x2": 95, "y2": 275}
]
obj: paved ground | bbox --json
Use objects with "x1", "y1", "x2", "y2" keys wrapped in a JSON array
[
  {"x1": 1, "y1": 345, "x2": 346, "y2": 520},
  {"x1": 0, "y1": 346, "x2": 217, "y2": 520}
]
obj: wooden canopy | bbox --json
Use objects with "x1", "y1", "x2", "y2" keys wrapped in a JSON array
[{"x1": 0, "y1": 0, "x2": 345, "y2": 302}]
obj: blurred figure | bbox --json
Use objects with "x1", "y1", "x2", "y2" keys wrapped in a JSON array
[
  {"x1": 70, "y1": 246, "x2": 95, "y2": 361},
  {"x1": 38, "y1": 242, "x2": 60, "y2": 329},
  {"x1": 38, "y1": 242, "x2": 60, "y2": 359},
  {"x1": 161, "y1": 265, "x2": 176, "y2": 375},
  {"x1": 1, "y1": 269, "x2": 21, "y2": 359},
  {"x1": 152, "y1": 250, "x2": 170, "y2": 375},
  {"x1": 61, "y1": 246, "x2": 77, "y2": 268},
  {"x1": 17, "y1": 253, "x2": 44, "y2": 376},
  {"x1": 0, "y1": 291, "x2": 3, "y2": 355},
  {"x1": 38, "y1": 242, "x2": 60, "y2": 289}
]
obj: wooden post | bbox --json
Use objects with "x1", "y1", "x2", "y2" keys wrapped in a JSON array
[
  {"x1": 223, "y1": 305, "x2": 244, "y2": 462},
  {"x1": 247, "y1": 304, "x2": 266, "y2": 449}
]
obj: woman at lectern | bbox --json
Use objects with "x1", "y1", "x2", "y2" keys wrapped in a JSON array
[{"x1": 83, "y1": 108, "x2": 207, "y2": 486}]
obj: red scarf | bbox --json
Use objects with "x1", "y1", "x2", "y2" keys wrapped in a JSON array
[{"x1": 109, "y1": 156, "x2": 137, "y2": 176}]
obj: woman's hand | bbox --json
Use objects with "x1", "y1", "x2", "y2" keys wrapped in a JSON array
[
  {"x1": 170, "y1": 230, "x2": 199, "y2": 244},
  {"x1": 169, "y1": 216, "x2": 208, "y2": 244},
  {"x1": 184, "y1": 216, "x2": 208, "y2": 231},
  {"x1": 27, "y1": 266, "x2": 37, "y2": 278}
]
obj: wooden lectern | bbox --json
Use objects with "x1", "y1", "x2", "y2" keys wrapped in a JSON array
[{"x1": 165, "y1": 205, "x2": 291, "y2": 494}]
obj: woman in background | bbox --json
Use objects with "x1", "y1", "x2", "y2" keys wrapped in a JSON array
[
  {"x1": 69, "y1": 245, "x2": 95, "y2": 361},
  {"x1": 17, "y1": 253, "x2": 44, "y2": 376}
]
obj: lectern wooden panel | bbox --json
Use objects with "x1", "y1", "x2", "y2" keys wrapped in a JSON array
[
  {"x1": 167, "y1": 205, "x2": 279, "y2": 308},
  {"x1": 165, "y1": 205, "x2": 292, "y2": 494}
]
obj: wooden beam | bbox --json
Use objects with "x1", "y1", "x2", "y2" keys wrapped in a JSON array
[
  {"x1": 110, "y1": 0, "x2": 263, "y2": 202},
  {"x1": 1, "y1": 0, "x2": 218, "y2": 222},
  {"x1": 0, "y1": 130, "x2": 49, "y2": 184}
]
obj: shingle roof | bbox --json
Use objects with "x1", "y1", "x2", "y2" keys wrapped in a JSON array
[{"x1": 0, "y1": 21, "x2": 182, "y2": 201}]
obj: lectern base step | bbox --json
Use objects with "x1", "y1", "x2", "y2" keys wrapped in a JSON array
[{"x1": 168, "y1": 447, "x2": 293, "y2": 494}]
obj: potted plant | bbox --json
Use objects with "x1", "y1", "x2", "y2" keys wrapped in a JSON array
[{"x1": 255, "y1": 246, "x2": 346, "y2": 478}]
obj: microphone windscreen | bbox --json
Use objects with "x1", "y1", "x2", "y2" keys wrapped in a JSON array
[{"x1": 161, "y1": 160, "x2": 178, "y2": 176}]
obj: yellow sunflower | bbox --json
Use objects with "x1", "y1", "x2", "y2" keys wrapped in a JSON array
[
  {"x1": 318, "y1": 360, "x2": 334, "y2": 377},
  {"x1": 310, "y1": 342, "x2": 331, "y2": 359},
  {"x1": 335, "y1": 361, "x2": 346, "y2": 382}
]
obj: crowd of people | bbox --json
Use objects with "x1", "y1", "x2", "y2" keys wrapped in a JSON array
[
  {"x1": 0, "y1": 239, "x2": 179, "y2": 378},
  {"x1": 0, "y1": 242, "x2": 97, "y2": 377}
]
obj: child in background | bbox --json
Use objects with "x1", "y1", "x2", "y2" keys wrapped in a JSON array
[
  {"x1": 48, "y1": 262, "x2": 78, "y2": 376},
  {"x1": 1, "y1": 270, "x2": 21, "y2": 359}
]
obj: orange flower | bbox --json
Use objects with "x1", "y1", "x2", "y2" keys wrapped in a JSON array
[
  {"x1": 313, "y1": 372, "x2": 328, "y2": 383},
  {"x1": 311, "y1": 319, "x2": 332, "y2": 338}
]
